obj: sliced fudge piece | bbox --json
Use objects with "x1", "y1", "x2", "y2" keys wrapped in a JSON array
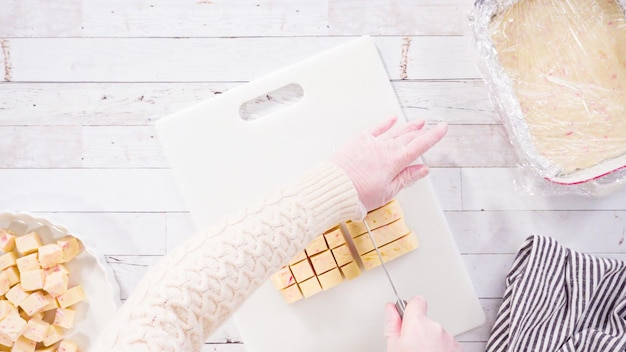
[
  {"x1": 323, "y1": 227, "x2": 346, "y2": 249},
  {"x1": 279, "y1": 284, "x2": 303, "y2": 304},
  {"x1": 298, "y1": 277, "x2": 322, "y2": 298},
  {"x1": 304, "y1": 235, "x2": 327, "y2": 257},
  {"x1": 345, "y1": 199, "x2": 403, "y2": 237},
  {"x1": 289, "y1": 260, "x2": 314, "y2": 283},
  {"x1": 318, "y1": 268, "x2": 343, "y2": 291},
  {"x1": 361, "y1": 233, "x2": 419, "y2": 270},
  {"x1": 270, "y1": 266, "x2": 295, "y2": 290},
  {"x1": 352, "y1": 219, "x2": 411, "y2": 255},
  {"x1": 339, "y1": 261, "x2": 361, "y2": 280},
  {"x1": 331, "y1": 244, "x2": 354, "y2": 267},
  {"x1": 309, "y1": 250, "x2": 336, "y2": 275}
]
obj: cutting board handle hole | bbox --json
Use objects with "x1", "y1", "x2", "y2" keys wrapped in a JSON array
[{"x1": 239, "y1": 83, "x2": 303, "y2": 121}]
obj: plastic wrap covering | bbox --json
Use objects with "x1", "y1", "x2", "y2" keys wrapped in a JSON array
[{"x1": 471, "y1": 0, "x2": 626, "y2": 195}]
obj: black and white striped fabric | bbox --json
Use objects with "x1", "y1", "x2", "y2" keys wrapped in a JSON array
[{"x1": 486, "y1": 235, "x2": 626, "y2": 351}]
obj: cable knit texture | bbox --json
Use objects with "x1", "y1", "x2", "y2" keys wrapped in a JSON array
[{"x1": 94, "y1": 162, "x2": 361, "y2": 351}]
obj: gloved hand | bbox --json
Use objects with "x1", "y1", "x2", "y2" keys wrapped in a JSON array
[
  {"x1": 331, "y1": 116, "x2": 447, "y2": 217},
  {"x1": 385, "y1": 296, "x2": 462, "y2": 352}
]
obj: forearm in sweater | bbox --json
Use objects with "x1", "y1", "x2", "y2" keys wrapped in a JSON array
[{"x1": 94, "y1": 162, "x2": 361, "y2": 351}]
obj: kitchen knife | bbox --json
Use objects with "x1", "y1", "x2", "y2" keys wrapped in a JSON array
[{"x1": 363, "y1": 220, "x2": 408, "y2": 319}]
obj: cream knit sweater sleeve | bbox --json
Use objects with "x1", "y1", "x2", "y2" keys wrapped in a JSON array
[{"x1": 94, "y1": 162, "x2": 362, "y2": 351}]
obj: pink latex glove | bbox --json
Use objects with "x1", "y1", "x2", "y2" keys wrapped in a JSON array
[
  {"x1": 385, "y1": 296, "x2": 462, "y2": 352},
  {"x1": 331, "y1": 116, "x2": 447, "y2": 217}
]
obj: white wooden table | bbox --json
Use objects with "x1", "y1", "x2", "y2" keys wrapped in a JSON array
[{"x1": 1, "y1": 1, "x2": 625, "y2": 351}]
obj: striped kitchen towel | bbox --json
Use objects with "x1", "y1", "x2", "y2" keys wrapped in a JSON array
[{"x1": 486, "y1": 235, "x2": 626, "y2": 351}]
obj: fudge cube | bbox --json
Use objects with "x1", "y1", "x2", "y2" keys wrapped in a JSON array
[
  {"x1": 346, "y1": 199, "x2": 403, "y2": 236},
  {"x1": 0, "y1": 252, "x2": 17, "y2": 271},
  {"x1": 42, "y1": 325, "x2": 64, "y2": 347},
  {"x1": 288, "y1": 250, "x2": 307, "y2": 265},
  {"x1": 15, "y1": 232, "x2": 42, "y2": 256},
  {"x1": 331, "y1": 244, "x2": 354, "y2": 267},
  {"x1": 270, "y1": 267, "x2": 295, "y2": 290},
  {"x1": 310, "y1": 250, "x2": 336, "y2": 275},
  {"x1": 37, "y1": 244, "x2": 64, "y2": 269},
  {"x1": 21, "y1": 270, "x2": 45, "y2": 291},
  {"x1": 56, "y1": 285, "x2": 86, "y2": 309},
  {"x1": 22, "y1": 318, "x2": 49, "y2": 342},
  {"x1": 57, "y1": 340, "x2": 79, "y2": 352},
  {"x1": 41, "y1": 293, "x2": 59, "y2": 312},
  {"x1": 0, "y1": 314, "x2": 27, "y2": 342},
  {"x1": 19, "y1": 310, "x2": 43, "y2": 322},
  {"x1": 323, "y1": 227, "x2": 346, "y2": 249},
  {"x1": 353, "y1": 219, "x2": 411, "y2": 255},
  {"x1": 0, "y1": 301, "x2": 17, "y2": 321},
  {"x1": 43, "y1": 264, "x2": 69, "y2": 276},
  {"x1": 318, "y1": 268, "x2": 343, "y2": 291},
  {"x1": 3, "y1": 266, "x2": 20, "y2": 287},
  {"x1": 44, "y1": 271, "x2": 69, "y2": 297},
  {"x1": 0, "y1": 330, "x2": 10, "y2": 347},
  {"x1": 52, "y1": 308, "x2": 76, "y2": 329},
  {"x1": 289, "y1": 260, "x2": 314, "y2": 283},
  {"x1": 0, "y1": 271, "x2": 10, "y2": 296},
  {"x1": 0, "y1": 230, "x2": 15, "y2": 252},
  {"x1": 16, "y1": 254, "x2": 39, "y2": 274},
  {"x1": 6, "y1": 285, "x2": 29, "y2": 306},
  {"x1": 298, "y1": 277, "x2": 322, "y2": 298},
  {"x1": 279, "y1": 284, "x2": 303, "y2": 304},
  {"x1": 340, "y1": 261, "x2": 361, "y2": 280},
  {"x1": 56, "y1": 236, "x2": 81, "y2": 263},
  {"x1": 20, "y1": 291, "x2": 50, "y2": 316},
  {"x1": 12, "y1": 335, "x2": 36, "y2": 352},
  {"x1": 361, "y1": 233, "x2": 419, "y2": 270},
  {"x1": 304, "y1": 235, "x2": 327, "y2": 257}
]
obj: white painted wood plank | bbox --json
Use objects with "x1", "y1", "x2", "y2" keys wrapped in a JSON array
[
  {"x1": 329, "y1": 0, "x2": 473, "y2": 36},
  {"x1": 462, "y1": 168, "x2": 626, "y2": 211},
  {"x1": 398, "y1": 80, "x2": 497, "y2": 124},
  {"x1": 0, "y1": 0, "x2": 474, "y2": 37},
  {"x1": 30, "y1": 212, "x2": 167, "y2": 256},
  {"x1": 106, "y1": 255, "x2": 161, "y2": 300},
  {"x1": 166, "y1": 212, "x2": 196, "y2": 251},
  {"x1": 81, "y1": 0, "x2": 328, "y2": 38},
  {"x1": 408, "y1": 35, "x2": 478, "y2": 80},
  {"x1": 0, "y1": 0, "x2": 82, "y2": 37},
  {"x1": 1, "y1": 40, "x2": 9, "y2": 82},
  {"x1": 0, "y1": 169, "x2": 188, "y2": 212},
  {"x1": 81, "y1": 126, "x2": 166, "y2": 167},
  {"x1": 0, "y1": 125, "x2": 513, "y2": 168},
  {"x1": 0, "y1": 82, "x2": 225, "y2": 126},
  {"x1": 3, "y1": 37, "x2": 479, "y2": 82},
  {"x1": 0, "y1": 80, "x2": 497, "y2": 126},
  {"x1": 0, "y1": 126, "x2": 82, "y2": 167},
  {"x1": 448, "y1": 210, "x2": 626, "y2": 254},
  {"x1": 422, "y1": 124, "x2": 514, "y2": 168}
]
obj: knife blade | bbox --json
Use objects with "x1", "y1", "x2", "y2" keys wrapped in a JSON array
[{"x1": 363, "y1": 219, "x2": 407, "y2": 319}]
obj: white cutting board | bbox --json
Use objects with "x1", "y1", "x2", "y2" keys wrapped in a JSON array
[{"x1": 156, "y1": 36, "x2": 485, "y2": 351}]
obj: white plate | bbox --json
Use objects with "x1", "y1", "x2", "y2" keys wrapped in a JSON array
[{"x1": 0, "y1": 213, "x2": 120, "y2": 350}]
